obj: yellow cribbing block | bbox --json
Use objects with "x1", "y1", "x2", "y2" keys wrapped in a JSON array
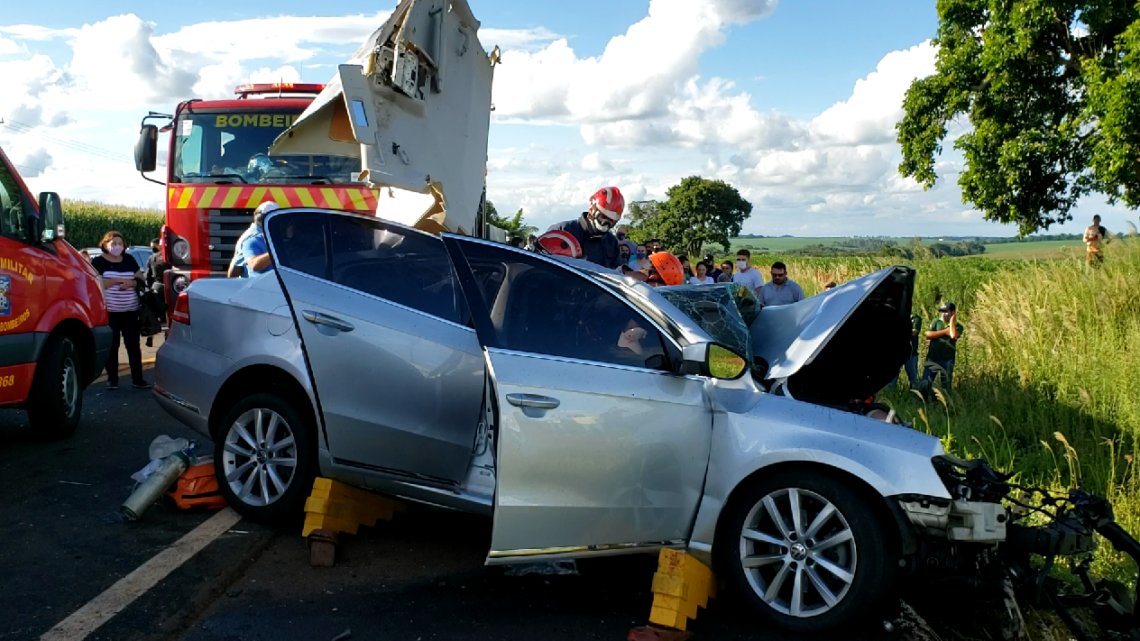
[
  {"x1": 311, "y1": 478, "x2": 405, "y2": 514},
  {"x1": 649, "y1": 606, "x2": 688, "y2": 631},
  {"x1": 652, "y1": 593, "x2": 698, "y2": 620},
  {"x1": 651, "y1": 573, "x2": 689, "y2": 598},
  {"x1": 302, "y1": 512, "x2": 359, "y2": 537},
  {"x1": 304, "y1": 496, "x2": 394, "y2": 526},
  {"x1": 657, "y1": 549, "x2": 714, "y2": 606}
]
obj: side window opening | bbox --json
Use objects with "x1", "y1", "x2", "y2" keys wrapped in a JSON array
[
  {"x1": 0, "y1": 161, "x2": 26, "y2": 241},
  {"x1": 460, "y1": 243, "x2": 669, "y2": 371},
  {"x1": 271, "y1": 212, "x2": 466, "y2": 325}
]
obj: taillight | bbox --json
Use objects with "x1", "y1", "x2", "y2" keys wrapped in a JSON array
[{"x1": 172, "y1": 293, "x2": 190, "y2": 325}]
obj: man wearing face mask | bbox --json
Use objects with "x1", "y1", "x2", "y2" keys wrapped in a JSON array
[
  {"x1": 615, "y1": 225, "x2": 638, "y2": 258},
  {"x1": 549, "y1": 187, "x2": 625, "y2": 269},
  {"x1": 731, "y1": 249, "x2": 765, "y2": 295}
]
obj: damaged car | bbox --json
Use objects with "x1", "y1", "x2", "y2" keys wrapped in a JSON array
[{"x1": 154, "y1": 209, "x2": 1020, "y2": 632}]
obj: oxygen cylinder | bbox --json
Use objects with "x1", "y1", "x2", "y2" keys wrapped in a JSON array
[{"x1": 122, "y1": 451, "x2": 190, "y2": 521}]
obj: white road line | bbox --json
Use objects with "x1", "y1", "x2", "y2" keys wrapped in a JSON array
[{"x1": 40, "y1": 507, "x2": 242, "y2": 641}]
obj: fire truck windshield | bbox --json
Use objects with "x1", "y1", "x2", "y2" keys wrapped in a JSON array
[{"x1": 173, "y1": 110, "x2": 357, "y2": 184}]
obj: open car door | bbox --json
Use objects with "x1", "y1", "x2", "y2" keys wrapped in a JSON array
[
  {"x1": 263, "y1": 209, "x2": 485, "y2": 485},
  {"x1": 269, "y1": 0, "x2": 495, "y2": 235},
  {"x1": 440, "y1": 235, "x2": 713, "y2": 563}
]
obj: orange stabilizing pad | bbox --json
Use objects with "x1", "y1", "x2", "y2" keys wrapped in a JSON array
[
  {"x1": 166, "y1": 461, "x2": 227, "y2": 511},
  {"x1": 166, "y1": 185, "x2": 380, "y2": 212}
]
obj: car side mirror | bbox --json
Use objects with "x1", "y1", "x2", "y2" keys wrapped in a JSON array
[
  {"x1": 37, "y1": 192, "x2": 64, "y2": 242},
  {"x1": 680, "y1": 343, "x2": 747, "y2": 380},
  {"x1": 135, "y1": 124, "x2": 158, "y2": 173}
]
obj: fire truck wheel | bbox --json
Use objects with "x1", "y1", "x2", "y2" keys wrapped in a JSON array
[
  {"x1": 214, "y1": 393, "x2": 315, "y2": 523},
  {"x1": 28, "y1": 335, "x2": 83, "y2": 440}
]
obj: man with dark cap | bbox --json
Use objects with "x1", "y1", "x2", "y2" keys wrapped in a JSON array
[
  {"x1": 703, "y1": 253, "x2": 722, "y2": 281},
  {"x1": 921, "y1": 302, "x2": 963, "y2": 390}
]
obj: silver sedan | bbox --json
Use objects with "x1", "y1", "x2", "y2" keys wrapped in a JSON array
[{"x1": 154, "y1": 208, "x2": 1000, "y2": 633}]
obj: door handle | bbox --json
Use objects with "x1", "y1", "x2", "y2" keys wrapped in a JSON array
[
  {"x1": 506, "y1": 394, "x2": 560, "y2": 410},
  {"x1": 301, "y1": 310, "x2": 355, "y2": 333}
]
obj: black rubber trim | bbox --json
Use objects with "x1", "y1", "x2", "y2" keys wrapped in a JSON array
[
  {"x1": 440, "y1": 235, "x2": 499, "y2": 349},
  {"x1": 0, "y1": 332, "x2": 46, "y2": 367}
]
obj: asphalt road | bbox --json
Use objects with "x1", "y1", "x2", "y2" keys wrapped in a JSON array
[{"x1": 0, "y1": 338, "x2": 891, "y2": 641}]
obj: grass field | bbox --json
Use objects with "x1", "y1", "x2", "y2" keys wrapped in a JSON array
[
  {"x1": 982, "y1": 239, "x2": 1085, "y2": 259},
  {"x1": 726, "y1": 240, "x2": 1140, "y2": 581}
]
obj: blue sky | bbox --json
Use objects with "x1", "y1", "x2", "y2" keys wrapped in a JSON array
[{"x1": 1, "y1": 0, "x2": 1133, "y2": 237}]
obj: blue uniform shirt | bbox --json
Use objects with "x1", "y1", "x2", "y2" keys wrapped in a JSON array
[{"x1": 239, "y1": 231, "x2": 274, "y2": 274}]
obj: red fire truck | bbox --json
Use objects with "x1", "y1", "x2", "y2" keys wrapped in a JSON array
[
  {"x1": 132, "y1": 83, "x2": 382, "y2": 305},
  {"x1": 134, "y1": 1, "x2": 502, "y2": 307}
]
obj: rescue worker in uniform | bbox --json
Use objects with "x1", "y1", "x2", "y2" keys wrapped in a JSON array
[{"x1": 548, "y1": 187, "x2": 625, "y2": 269}]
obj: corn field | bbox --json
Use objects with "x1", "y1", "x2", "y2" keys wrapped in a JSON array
[{"x1": 62, "y1": 200, "x2": 163, "y2": 250}]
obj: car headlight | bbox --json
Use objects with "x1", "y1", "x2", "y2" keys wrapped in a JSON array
[
  {"x1": 172, "y1": 275, "x2": 190, "y2": 294},
  {"x1": 172, "y1": 238, "x2": 191, "y2": 263}
]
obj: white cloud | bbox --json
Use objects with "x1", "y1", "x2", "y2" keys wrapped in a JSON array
[
  {"x1": 580, "y1": 152, "x2": 614, "y2": 172},
  {"x1": 493, "y1": 0, "x2": 778, "y2": 123},
  {"x1": 151, "y1": 11, "x2": 392, "y2": 64},
  {"x1": 809, "y1": 41, "x2": 937, "y2": 145},
  {"x1": 0, "y1": 37, "x2": 19, "y2": 54}
]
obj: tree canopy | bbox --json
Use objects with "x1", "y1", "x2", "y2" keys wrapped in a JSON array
[
  {"x1": 484, "y1": 200, "x2": 538, "y2": 238},
  {"x1": 897, "y1": 0, "x2": 1140, "y2": 236},
  {"x1": 628, "y1": 177, "x2": 752, "y2": 257}
]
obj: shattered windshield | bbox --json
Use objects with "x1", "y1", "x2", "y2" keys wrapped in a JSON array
[
  {"x1": 656, "y1": 284, "x2": 758, "y2": 360},
  {"x1": 173, "y1": 110, "x2": 358, "y2": 184}
]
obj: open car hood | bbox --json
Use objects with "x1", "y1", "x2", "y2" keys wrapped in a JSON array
[
  {"x1": 751, "y1": 266, "x2": 916, "y2": 405},
  {"x1": 269, "y1": 0, "x2": 495, "y2": 235}
]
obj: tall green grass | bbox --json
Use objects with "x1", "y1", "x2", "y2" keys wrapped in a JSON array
[
  {"x1": 726, "y1": 240, "x2": 1140, "y2": 578},
  {"x1": 62, "y1": 200, "x2": 163, "y2": 249}
]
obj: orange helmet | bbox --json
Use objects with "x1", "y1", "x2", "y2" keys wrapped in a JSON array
[
  {"x1": 536, "y1": 230, "x2": 583, "y2": 258},
  {"x1": 648, "y1": 251, "x2": 685, "y2": 286}
]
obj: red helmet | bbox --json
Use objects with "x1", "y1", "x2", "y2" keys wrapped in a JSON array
[
  {"x1": 648, "y1": 252, "x2": 685, "y2": 286},
  {"x1": 590, "y1": 187, "x2": 625, "y2": 225},
  {"x1": 536, "y1": 230, "x2": 583, "y2": 258}
]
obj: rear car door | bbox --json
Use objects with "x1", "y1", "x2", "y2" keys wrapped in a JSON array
[
  {"x1": 264, "y1": 210, "x2": 484, "y2": 484},
  {"x1": 442, "y1": 236, "x2": 712, "y2": 561}
]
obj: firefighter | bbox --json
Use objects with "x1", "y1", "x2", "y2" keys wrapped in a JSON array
[
  {"x1": 535, "y1": 230, "x2": 583, "y2": 259},
  {"x1": 644, "y1": 251, "x2": 686, "y2": 287},
  {"x1": 548, "y1": 187, "x2": 625, "y2": 269}
]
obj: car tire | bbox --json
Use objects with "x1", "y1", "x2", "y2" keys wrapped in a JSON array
[
  {"x1": 719, "y1": 469, "x2": 896, "y2": 635},
  {"x1": 27, "y1": 335, "x2": 83, "y2": 440},
  {"x1": 214, "y1": 393, "x2": 315, "y2": 523}
]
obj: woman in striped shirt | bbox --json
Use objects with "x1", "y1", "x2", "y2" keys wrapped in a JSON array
[{"x1": 91, "y1": 232, "x2": 149, "y2": 390}]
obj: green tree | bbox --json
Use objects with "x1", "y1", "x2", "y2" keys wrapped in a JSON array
[
  {"x1": 897, "y1": 1, "x2": 1140, "y2": 236},
  {"x1": 626, "y1": 200, "x2": 663, "y2": 244},
  {"x1": 654, "y1": 177, "x2": 753, "y2": 257},
  {"x1": 484, "y1": 200, "x2": 537, "y2": 238}
]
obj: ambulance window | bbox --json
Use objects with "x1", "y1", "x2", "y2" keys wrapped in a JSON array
[{"x1": 0, "y1": 161, "x2": 25, "y2": 241}]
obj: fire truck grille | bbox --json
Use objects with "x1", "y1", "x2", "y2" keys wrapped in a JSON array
[{"x1": 207, "y1": 208, "x2": 254, "y2": 274}]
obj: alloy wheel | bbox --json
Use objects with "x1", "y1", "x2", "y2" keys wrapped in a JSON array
[
  {"x1": 221, "y1": 407, "x2": 298, "y2": 506},
  {"x1": 61, "y1": 357, "x2": 79, "y2": 419},
  {"x1": 738, "y1": 487, "x2": 858, "y2": 618}
]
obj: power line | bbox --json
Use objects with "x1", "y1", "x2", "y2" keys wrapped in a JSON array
[
  {"x1": 0, "y1": 118, "x2": 132, "y2": 164},
  {"x1": 1, "y1": 118, "x2": 133, "y2": 161}
]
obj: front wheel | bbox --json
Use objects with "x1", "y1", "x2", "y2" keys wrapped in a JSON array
[
  {"x1": 27, "y1": 336, "x2": 83, "y2": 440},
  {"x1": 214, "y1": 393, "x2": 315, "y2": 523},
  {"x1": 720, "y1": 470, "x2": 896, "y2": 635}
]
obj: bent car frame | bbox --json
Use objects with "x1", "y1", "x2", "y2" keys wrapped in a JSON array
[{"x1": 154, "y1": 205, "x2": 1015, "y2": 633}]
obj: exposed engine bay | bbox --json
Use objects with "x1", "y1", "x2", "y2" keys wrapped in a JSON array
[{"x1": 898, "y1": 455, "x2": 1140, "y2": 640}]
